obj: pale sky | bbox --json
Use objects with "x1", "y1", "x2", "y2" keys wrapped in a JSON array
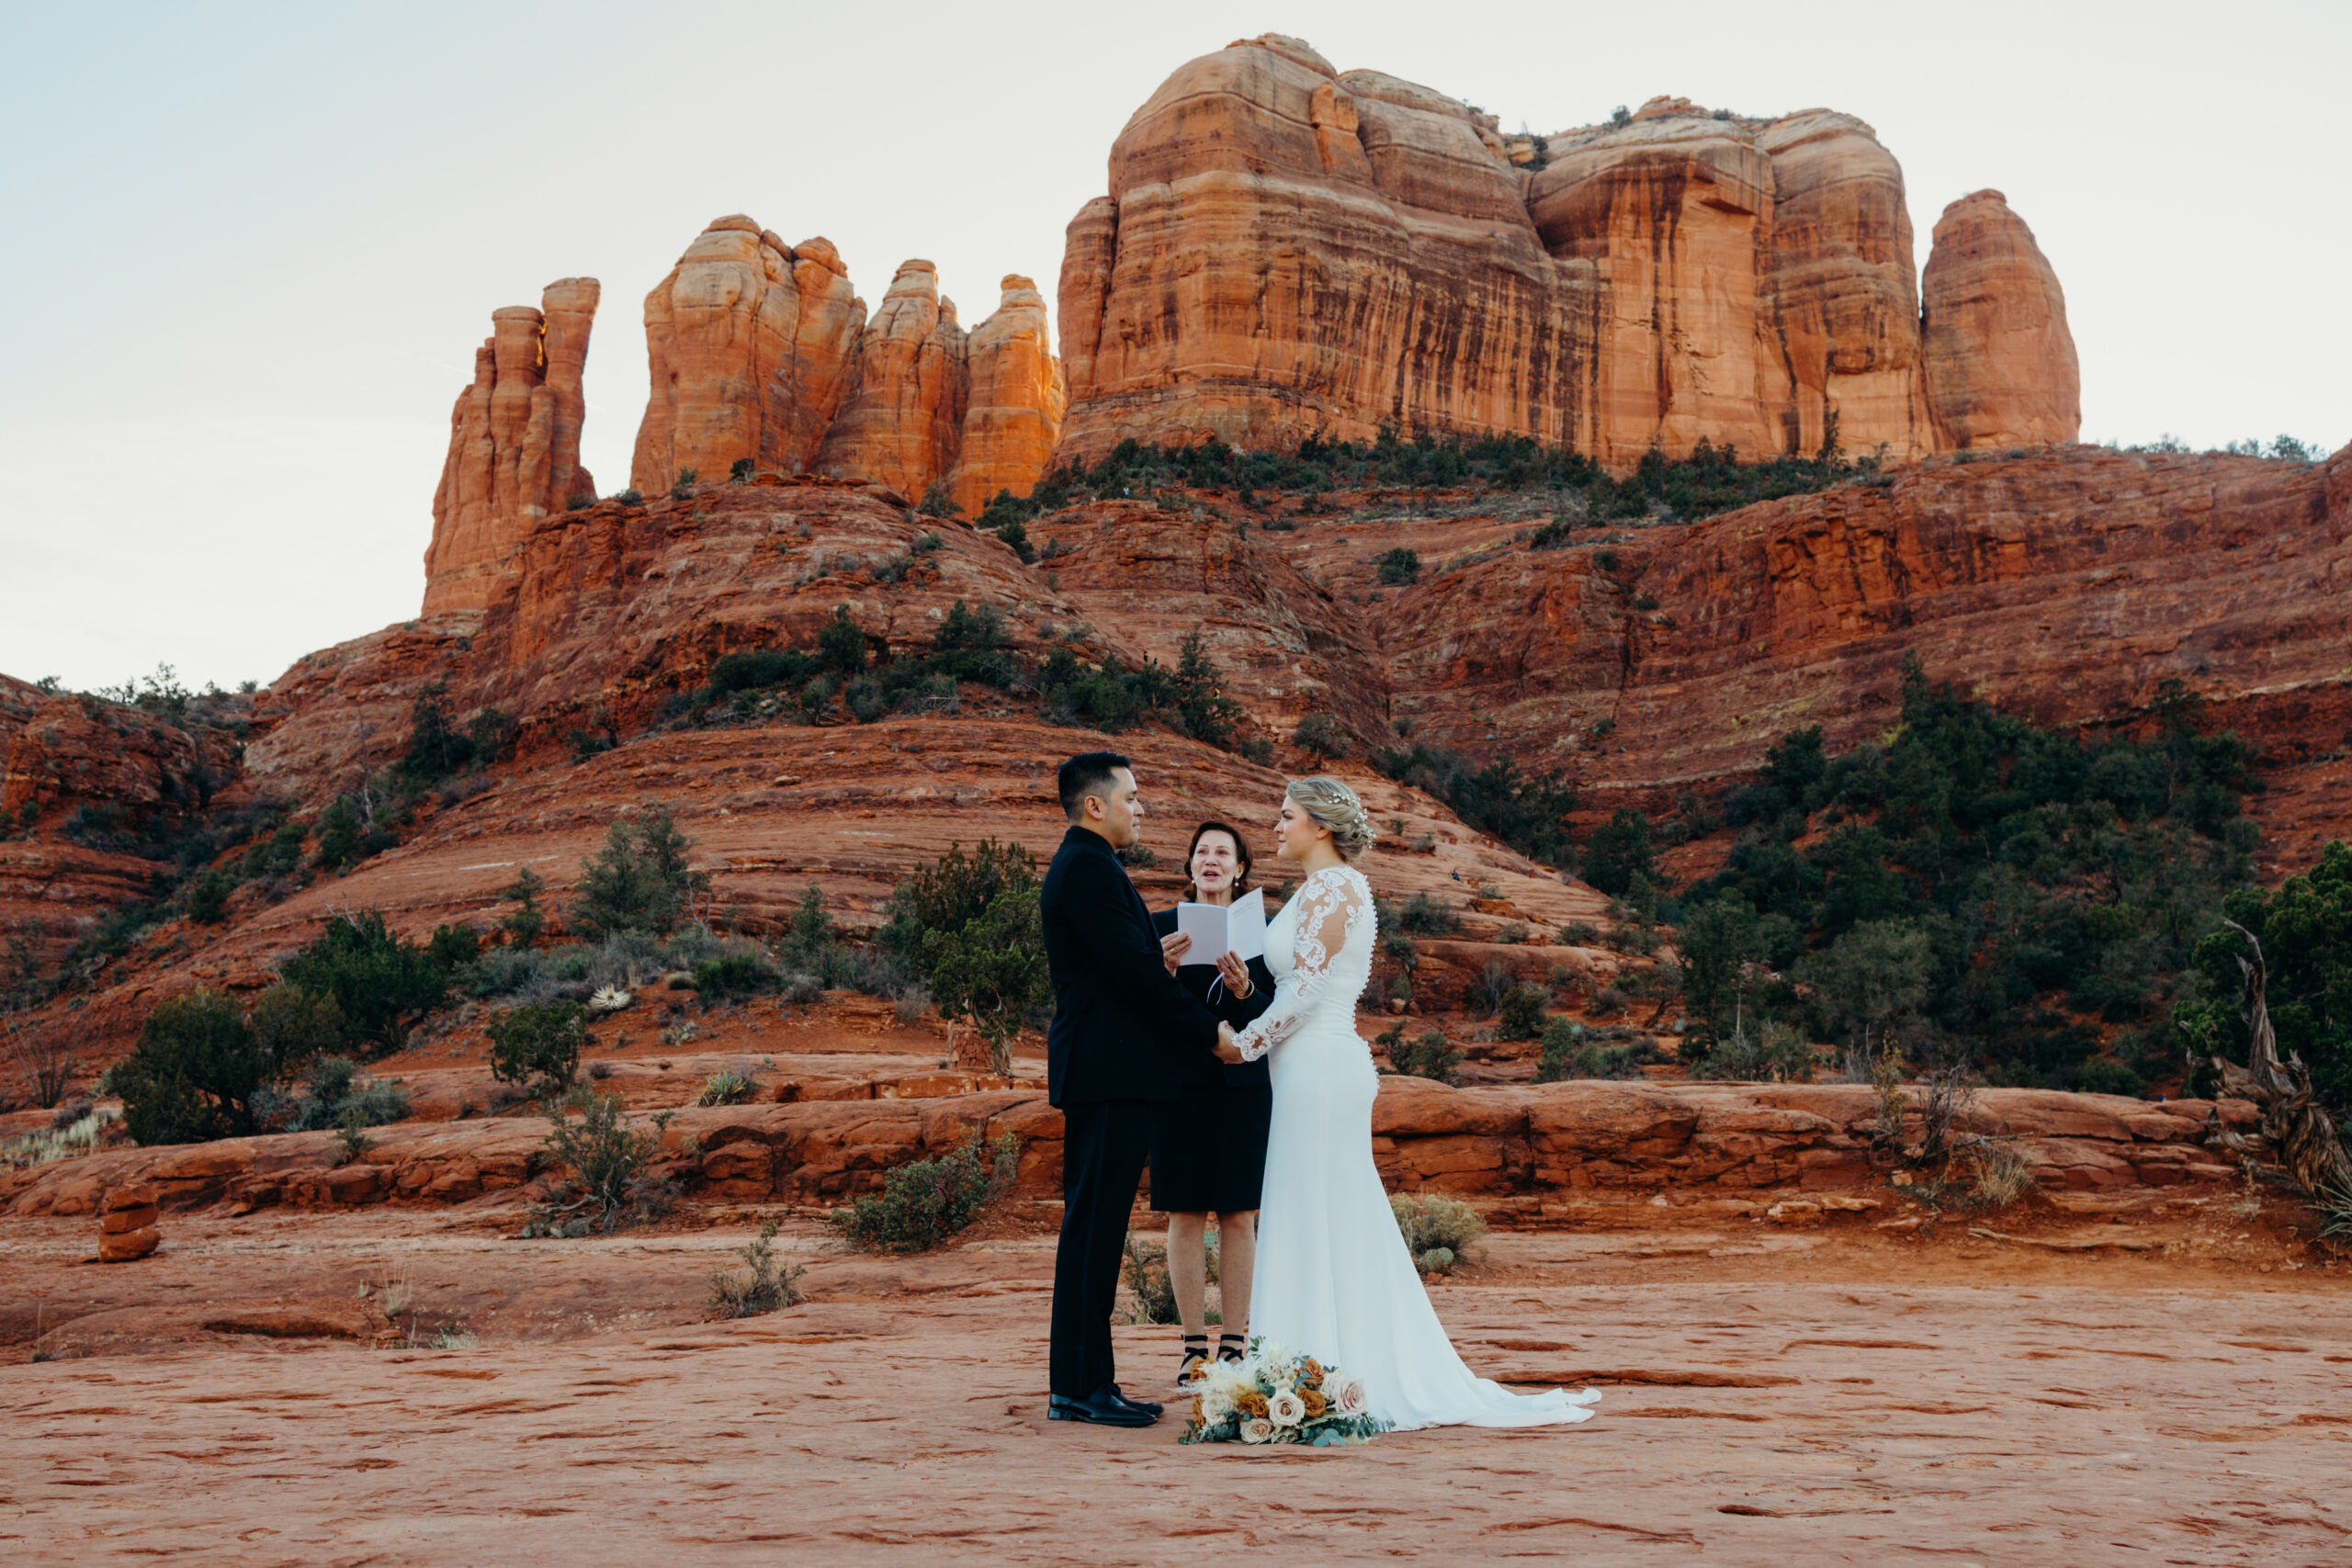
[{"x1": 3, "y1": 0, "x2": 2344, "y2": 693}]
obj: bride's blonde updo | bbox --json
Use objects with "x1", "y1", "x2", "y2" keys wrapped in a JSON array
[{"x1": 1287, "y1": 775, "x2": 1374, "y2": 861}]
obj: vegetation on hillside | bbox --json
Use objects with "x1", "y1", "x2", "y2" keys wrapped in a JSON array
[{"x1": 1672, "y1": 660, "x2": 2260, "y2": 1096}]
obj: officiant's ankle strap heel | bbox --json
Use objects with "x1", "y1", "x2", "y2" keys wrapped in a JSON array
[
  {"x1": 1217, "y1": 1332, "x2": 1248, "y2": 1364},
  {"x1": 1176, "y1": 1335, "x2": 1209, "y2": 1388}
]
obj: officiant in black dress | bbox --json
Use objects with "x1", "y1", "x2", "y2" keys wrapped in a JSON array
[{"x1": 1149, "y1": 820, "x2": 1277, "y2": 1388}]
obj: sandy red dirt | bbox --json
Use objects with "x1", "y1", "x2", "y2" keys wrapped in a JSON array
[{"x1": 4, "y1": 1195, "x2": 2346, "y2": 1564}]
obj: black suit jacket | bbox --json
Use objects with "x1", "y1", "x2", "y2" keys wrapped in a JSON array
[
  {"x1": 1150, "y1": 907, "x2": 1274, "y2": 1090},
  {"x1": 1040, "y1": 826, "x2": 1223, "y2": 1106}
]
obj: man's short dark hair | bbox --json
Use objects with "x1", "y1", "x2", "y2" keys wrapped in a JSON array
[{"x1": 1058, "y1": 751, "x2": 1132, "y2": 821}]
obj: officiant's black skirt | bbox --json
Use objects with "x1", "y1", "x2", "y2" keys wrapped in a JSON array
[{"x1": 1148, "y1": 1080, "x2": 1273, "y2": 1213}]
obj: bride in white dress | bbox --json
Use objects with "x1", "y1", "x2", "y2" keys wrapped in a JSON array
[{"x1": 1227, "y1": 776, "x2": 1600, "y2": 1432}]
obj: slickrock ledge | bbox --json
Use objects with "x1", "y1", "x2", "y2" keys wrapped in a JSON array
[{"x1": 0, "y1": 1083, "x2": 2251, "y2": 1222}]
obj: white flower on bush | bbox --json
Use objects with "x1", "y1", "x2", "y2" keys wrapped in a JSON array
[
  {"x1": 1266, "y1": 1385, "x2": 1306, "y2": 1428},
  {"x1": 1239, "y1": 1416, "x2": 1275, "y2": 1445},
  {"x1": 1327, "y1": 1374, "x2": 1368, "y2": 1416}
]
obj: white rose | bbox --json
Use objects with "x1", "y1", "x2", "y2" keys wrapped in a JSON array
[
  {"x1": 1239, "y1": 1416, "x2": 1275, "y2": 1445},
  {"x1": 1202, "y1": 1384, "x2": 1236, "y2": 1423},
  {"x1": 1266, "y1": 1386, "x2": 1306, "y2": 1428},
  {"x1": 1328, "y1": 1375, "x2": 1367, "y2": 1416}
]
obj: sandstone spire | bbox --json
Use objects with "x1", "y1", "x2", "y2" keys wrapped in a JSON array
[
  {"x1": 423, "y1": 277, "x2": 600, "y2": 617},
  {"x1": 1922, "y1": 190, "x2": 2081, "y2": 450},
  {"x1": 947, "y1": 276, "x2": 1068, "y2": 515},
  {"x1": 816, "y1": 260, "x2": 969, "y2": 500},
  {"x1": 628, "y1": 216, "x2": 866, "y2": 493}
]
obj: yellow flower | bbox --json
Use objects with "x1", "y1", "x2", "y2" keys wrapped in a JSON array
[
  {"x1": 1300, "y1": 1358, "x2": 1325, "y2": 1389},
  {"x1": 1301, "y1": 1388, "x2": 1328, "y2": 1419},
  {"x1": 1236, "y1": 1390, "x2": 1268, "y2": 1418}
]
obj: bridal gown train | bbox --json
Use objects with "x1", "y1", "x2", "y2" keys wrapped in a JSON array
[{"x1": 1236, "y1": 864, "x2": 1600, "y2": 1432}]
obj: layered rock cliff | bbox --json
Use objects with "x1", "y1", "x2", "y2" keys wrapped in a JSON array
[
  {"x1": 1054, "y1": 34, "x2": 2080, "y2": 470},
  {"x1": 422, "y1": 278, "x2": 600, "y2": 616}
]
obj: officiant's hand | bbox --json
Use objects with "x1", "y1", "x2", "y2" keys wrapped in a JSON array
[
  {"x1": 1160, "y1": 931, "x2": 1192, "y2": 976},
  {"x1": 1213, "y1": 1021, "x2": 1244, "y2": 1064},
  {"x1": 1214, "y1": 952, "x2": 1253, "y2": 998}
]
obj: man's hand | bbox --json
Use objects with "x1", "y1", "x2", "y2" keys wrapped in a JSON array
[
  {"x1": 1214, "y1": 952, "x2": 1252, "y2": 998},
  {"x1": 1159, "y1": 931, "x2": 1192, "y2": 976},
  {"x1": 1213, "y1": 1021, "x2": 1244, "y2": 1065}
]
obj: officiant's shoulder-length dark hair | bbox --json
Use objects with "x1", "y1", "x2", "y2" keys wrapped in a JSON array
[{"x1": 1183, "y1": 819, "x2": 1253, "y2": 901}]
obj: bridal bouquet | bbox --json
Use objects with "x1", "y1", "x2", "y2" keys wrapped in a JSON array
[{"x1": 1178, "y1": 1341, "x2": 1392, "y2": 1448}]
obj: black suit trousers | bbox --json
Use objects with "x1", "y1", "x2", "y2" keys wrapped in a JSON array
[{"x1": 1049, "y1": 1099, "x2": 1153, "y2": 1398}]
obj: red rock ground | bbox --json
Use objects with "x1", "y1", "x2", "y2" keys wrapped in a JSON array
[{"x1": 4, "y1": 1198, "x2": 2345, "y2": 1563}]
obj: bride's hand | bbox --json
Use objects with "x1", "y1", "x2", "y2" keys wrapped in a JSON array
[
  {"x1": 1214, "y1": 953, "x2": 1252, "y2": 998},
  {"x1": 1160, "y1": 931, "x2": 1191, "y2": 976},
  {"x1": 1214, "y1": 1021, "x2": 1244, "y2": 1065}
]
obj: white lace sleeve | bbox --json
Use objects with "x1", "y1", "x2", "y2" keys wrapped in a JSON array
[{"x1": 1233, "y1": 868, "x2": 1365, "y2": 1062}]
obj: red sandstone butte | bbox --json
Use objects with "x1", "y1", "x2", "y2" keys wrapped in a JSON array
[{"x1": 1055, "y1": 36, "x2": 2078, "y2": 469}]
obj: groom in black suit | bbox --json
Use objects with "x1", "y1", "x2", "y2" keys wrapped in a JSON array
[{"x1": 1041, "y1": 751, "x2": 1238, "y2": 1426}]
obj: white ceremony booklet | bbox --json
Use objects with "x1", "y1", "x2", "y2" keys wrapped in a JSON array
[{"x1": 1174, "y1": 888, "x2": 1266, "y2": 964}]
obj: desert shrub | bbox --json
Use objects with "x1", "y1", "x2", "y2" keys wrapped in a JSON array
[
  {"x1": 1374, "y1": 547, "x2": 1421, "y2": 585},
  {"x1": 526, "y1": 1086, "x2": 662, "y2": 1236},
  {"x1": 1496, "y1": 984, "x2": 1548, "y2": 1041},
  {"x1": 1292, "y1": 710, "x2": 1347, "y2": 761},
  {"x1": 1694, "y1": 1021, "x2": 1815, "y2": 1083},
  {"x1": 816, "y1": 605, "x2": 869, "y2": 674},
  {"x1": 1170, "y1": 630, "x2": 1245, "y2": 747},
  {"x1": 278, "y1": 910, "x2": 453, "y2": 1057},
  {"x1": 263, "y1": 1054, "x2": 411, "y2": 1134},
  {"x1": 696, "y1": 1067, "x2": 757, "y2": 1107},
  {"x1": 831, "y1": 1133, "x2": 1019, "y2": 1253},
  {"x1": 882, "y1": 839, "x2": 1038, "y2": 964},
  {"x1": 1468, "y1": 961, "x2": 1515, "y2": 1017},
  {"x1": 570, "y1": 807, "x2": 709, "y2": 940},
  {"x1": 923, "y1": 890, "x2": 1051, "y2": 1077},
  {"x1": 112, "y1": 987, "x2": 266, "y2": 1145},
  {"x1": 487, "y1": 1001, "x2": 587, "y2": 1097},
  {"x1": 695, "y1": 953, "x2": 782, "y2": 1001},
  {"x1": 184, "y1": 869, "x2": 232, "y2": 924},
  {"x1": 1363, "y1": 742, "x2": 1580, "y2": 864},
  {"x1": 670, "y1": 466, "x2": 698, "y2": 501},
  {"x1": 1120, "y1": 1233, "x2": 1180, "y2": 1325},
  {"x1": 1385, "y1": 1028, "x2": 1462, "y2": 1085},
  {"x1": 1391, "y1": 1193, "x2": 1487, "y2": 1274},
  {"x1": 1535, "y1": 1017, "x2": 1582, "y2": 1082},
  {"x1": 1969, "y1": 1143, "x2": 2038, "y2": 1208},
  {"x1": 1589, "y1": 984, "x2": 1631, "y2": 1016},
  {"x1": 1581, "y1": 808, "x2": 1659, "y2": 897},
  {"x1": 2072, "y1": 1057, "x2": 2146, "y2": 1097},
  {"x1": 3, "y1": 1010, "x2": 76, "y2": 1108},
  {"x1": 1396, "y1": 891, "x2": 1462, "y2": 935},
  {"x1": 729, "y1": 457, "x2": 755, "y2": 484},
  {"x1": 498, "y1": 866, "x2": 548, "y2": 948},
  {"x1": 613, "y1": 489, "x2": 644, "y2": 505},
  {"x1": 708, "y1": 1220, "x2": 805, "y2": 1317},
  {"x1": 243, "y1": 978, "x2": 340, "y2": 1070}
]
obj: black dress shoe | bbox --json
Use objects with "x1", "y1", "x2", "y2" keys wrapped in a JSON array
[
  {"x1": 1106, "y1": 1383, "x2": 1163, "y2": 1417},
  {"x1": 1048, "y1": 1386, "x2": 1159, "y2": 1427}
]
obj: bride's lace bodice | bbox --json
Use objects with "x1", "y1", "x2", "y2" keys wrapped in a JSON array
[{"x1": 1234, "y1": 865, "x2": 1374, "y2": 1062}]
